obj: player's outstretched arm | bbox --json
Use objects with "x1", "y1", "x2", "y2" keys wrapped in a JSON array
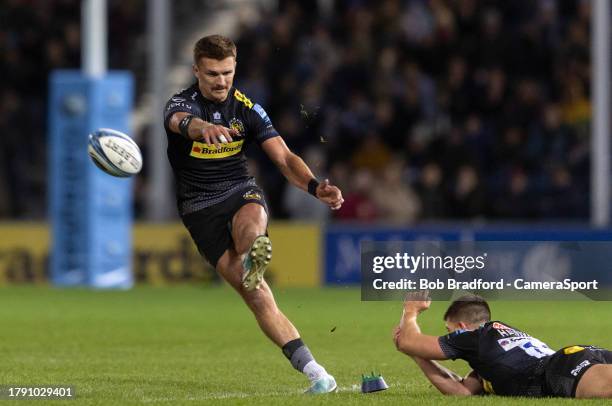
[
  {"x1": 261, "y1": 137, "x2": 344, "y2": 210},
  {"x1": 168, "y1": 112, "x2": 238, "y2": 148},
  {"x1": 410, "y1": 356, "x2": 483, "y2": 396}
]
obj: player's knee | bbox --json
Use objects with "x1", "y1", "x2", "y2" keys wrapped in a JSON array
[{"x1": 232, "y1": 205, "x2": 267, "y2": 252}]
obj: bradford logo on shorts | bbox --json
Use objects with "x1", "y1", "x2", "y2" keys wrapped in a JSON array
[
  {"x1": 571, "y1": 360, "x2": 591, "y2": 377},
  {"x1": 243, "y1": 189, "x2": 262, "y2": 200},
  {"x1": 230, "y1": 118, "x2": 245, "y2": 136}
]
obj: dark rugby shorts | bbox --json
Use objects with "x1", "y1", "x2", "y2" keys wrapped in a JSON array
[
  {"x1": 543, "y1": 345, "x2": 612, "y2": 397},
  {"x1": 181, "y1": 186, "x2": 268, "y2": 268}
]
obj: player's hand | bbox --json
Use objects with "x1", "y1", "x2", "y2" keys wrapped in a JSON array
[
  {"x1": 403, "y1": 290, "x2": 431, "y2": 315},
  {"x1": 316, "y1": 179, "x2": 344, "y2": 210},
  {"x1": 200, "y1": 124, "x2": 239, "y2": 149}
]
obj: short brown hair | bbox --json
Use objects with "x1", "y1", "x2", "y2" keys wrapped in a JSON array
[
  {"x1": 193, "y1": 35, "x2": 237, "y2": 63},
  {"x1": 443, "y1": 295, "x2": 491, "y2": 325}
]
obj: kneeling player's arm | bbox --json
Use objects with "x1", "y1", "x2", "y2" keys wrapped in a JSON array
[
  {"x1": 411, "y1": 358, "x2": 482, "y2": 396},
  {"x1": 395, "y1": 310, "x2": 447, "y2": 360}
]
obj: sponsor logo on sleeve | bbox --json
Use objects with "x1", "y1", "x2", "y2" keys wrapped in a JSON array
[
  {"x1": 167, "y1": 102, "x2": 192, "y2": 111},
  {"x1": 253, "y1": 103, "x2": 272, "y2": 127}
]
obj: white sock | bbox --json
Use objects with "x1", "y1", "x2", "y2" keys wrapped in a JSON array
[{"x1": 303, "y1": 360, "x2": 328, "y2": 382}]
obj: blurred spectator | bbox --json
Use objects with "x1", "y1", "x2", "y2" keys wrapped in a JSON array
[
  {"x1": 561, "y1": 78, "x2": 591, "y2": 127},
  {"x1": 494, "y1": 169, "x2": 534, "y2": 219},
  {"x1": 371, "y1": 158, "x2": 421, "y2": 224},
  {"x1": 351, "y1": 133, "x2": 392, "y2": 172},
  {"x1": 1, "y1": 0, "x2": 595, "y2": 222},
  {"x1": 0, "y1": 0, "x2": 145, "y2": 218},
  {"x1": 449, "y1": 164, "x2": 485, "y2": 219},
  {"x1": 334, "y1": 168, "x2": 378, "y2": 222},
  {"x1": 542, "y1": 166, "x2": 586, "y2": 219},
  {"x1": 417, "y1": 162, "x2": 447, "y2": 219}
]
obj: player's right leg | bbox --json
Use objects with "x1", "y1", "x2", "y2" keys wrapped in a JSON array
[
  {"x1": 575, "y1": 350, "x2": 612, "y2": 399},
  {"x1": 546, "y1": 346, "x2": 612, "y2": 398},
  {"x1": 575, "y1": 364, "x2": 612, "y2": 398}
]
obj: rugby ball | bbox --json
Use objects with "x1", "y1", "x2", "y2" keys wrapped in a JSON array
[{"x1": 87, "y1": 128, "x2": 142, "y2": 177}]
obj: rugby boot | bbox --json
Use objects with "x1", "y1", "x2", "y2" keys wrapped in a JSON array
[
  {"x1": 242, "y1": 235, "x2": 272, "y2": 291},
  {"x1": 304, "y1": 374, "x2": 337, "y2": 394}
]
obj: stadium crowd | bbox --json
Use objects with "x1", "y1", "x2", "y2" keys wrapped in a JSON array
[
  {"x1": 236, "y1": 0, "x2": 592, "y2": 222},
  {"x1": 0, "y1": 0, "x2": 593, "y2": 223},
  {"x1": 0, "y1": 0, "x2": 146, "y2": 218}
]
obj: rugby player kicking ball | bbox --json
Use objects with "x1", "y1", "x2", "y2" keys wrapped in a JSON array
[{"x1": 164, "y1": 35, "x2": 343, "y2": 394}]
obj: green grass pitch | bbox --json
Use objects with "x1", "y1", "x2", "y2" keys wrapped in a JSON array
[{"x1": 0, "y1": 285, "x2": 610, "y2": 405}]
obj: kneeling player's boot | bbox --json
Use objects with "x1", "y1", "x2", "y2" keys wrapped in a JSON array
[
  {"x1": 305, "y1": 374, "x2": 337, "y2": 395},
  {"x1": 242, "y1": 235, "x2": 272, "y2": 291}
]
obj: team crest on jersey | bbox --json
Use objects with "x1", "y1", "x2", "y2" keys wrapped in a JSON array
[
  {"x1": 243, "y1": 189, "x2": 262, "y2": 201},
  {"x1": 230, "y1": 118, "x2": 245, "y2": 136},
  {"x1": 213, "y1": 111, "x2": 222, "y2": 122}
]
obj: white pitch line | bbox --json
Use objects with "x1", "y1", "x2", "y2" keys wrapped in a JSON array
[{"x1": 141, "y1": 383, "x2": 398, "y2": 402}]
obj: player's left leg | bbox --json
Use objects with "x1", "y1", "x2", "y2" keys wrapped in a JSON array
[
  {"x1": 575, "y1": 364, "x2": 612, "y2": 398},
  {"x1": 216, "y1": 202, "x2": 336, "y2": 394}
]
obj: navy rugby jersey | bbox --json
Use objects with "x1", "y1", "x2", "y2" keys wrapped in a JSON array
[
  {"x1": 163, "y1": 83, "x2": 279, "y2": 215},
  {"x1": 438, "y1": 321, "x2": 555, "y2": 396}
]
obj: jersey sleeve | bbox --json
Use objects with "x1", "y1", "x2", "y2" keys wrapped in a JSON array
[
  {"x1": 244, "y1": 103, "x2": 280, "y2": 145},
  {"x1": 438, "y1": 329, "x2": 479, "y2": 360},
  {"x1": 163, "y1": 95, "x2": 202, "y2": 132}
]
